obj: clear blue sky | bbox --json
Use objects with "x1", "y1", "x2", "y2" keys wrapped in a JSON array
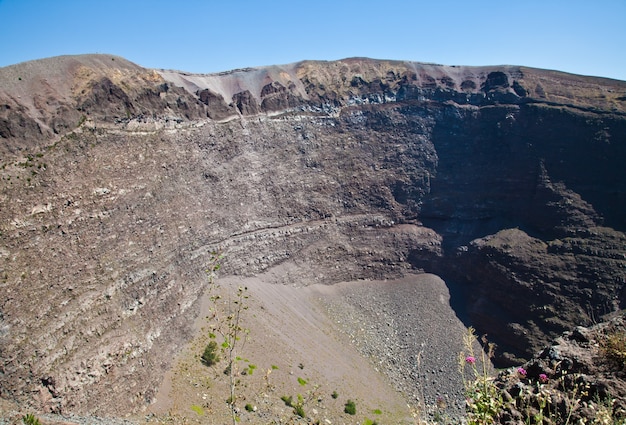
[{"x1": 1, "y1": 0, "x2": 625, "y2": 81}]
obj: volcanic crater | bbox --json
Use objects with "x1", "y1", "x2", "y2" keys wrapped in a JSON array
[{"x1": 0, "y1": 54, "x2": 625, "y2": 423}]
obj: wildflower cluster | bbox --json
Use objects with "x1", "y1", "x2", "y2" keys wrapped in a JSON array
[
  {"x1": 460, "y1": 328, "x2": 503, "y2": 425},
  {"x1": 505, "y1": 365, "x2": 556, "y2": 424},
  {"x1": 480, "y1": 354, "x2": 624, "y2": 424}
]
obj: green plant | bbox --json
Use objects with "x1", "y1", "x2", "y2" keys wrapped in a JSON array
[
  {"x1": 244, "y1": 403, "x2": 255, "y2": 412},
  {"x1": 22, "y1": 414, "x2": 41, "y2": 425},
  {"x1": 331, "y1": 390, "x2": 339, "y2": 399},
  {"x1": 460, "y1": 327, "x2": 503, "y2": 425},
  {"x1": 344, "y1": 399, "x2": 357, "y2": 415},
  {"x1": 201, "y1": 340, "x2": 220, "y2": 366},
  {"x1": 205, "y1": 250, "x2": 251, "y2": 425},
  {"x1": 282, "y1": 394, "x2": 307, "y2": 418},
  {"x1": 592, "y1": 394, "x2": 623, "y2": 425},
  {"x1": 297, "y1": 377, "x2": 308, "y2": 386},
  {"x1": 293, "y1": 403, "x2": 306, "y2": 418},
  {"x1": 281, "y1": 395, "x2": 293, "y2": 407},
  {"x1": 190, "y1": 404, "x2": 204, "y2": 416}
]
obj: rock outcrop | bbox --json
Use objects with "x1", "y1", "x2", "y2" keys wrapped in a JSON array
[
  {"x1": 493, "y1": 313, "x2": 626, "y2": 424},
  {"x1": 0, "y1": 54, "x2": 625, "y2": 415}
]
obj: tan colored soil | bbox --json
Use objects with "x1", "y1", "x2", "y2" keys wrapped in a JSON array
[{"x1": 147, "y1": 270, "x2": 469, "y2": 424}]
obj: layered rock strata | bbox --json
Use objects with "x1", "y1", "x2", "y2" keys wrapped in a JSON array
[{"x1": 0, "y1": 55, "x2": 625, "y2": 414}]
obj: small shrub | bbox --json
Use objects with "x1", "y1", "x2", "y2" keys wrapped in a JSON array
[
  {"x1": 331, "y1": 390, "x2": 339, "y2": 399},
  {"x1": 190, "y1": 405, "x2": 204, "y2": 416},
  {"x1": 22, "y1": 414, "x2": 41, "y2": 425},
  {"x1": 281, "y1": 395, "x2": 293, "y2": 407},
  {"x1": 297, "y1": 377, "x2": 307, "y2": 386},
  {"x1": 600, "y1": 330, "x2": 626, "y2": 371},
  {"x1": 244, "y1": 403, "x2": 255, "y2": 412},
  {"x1": 201, "y1": 341, "x2": 220, "y2": 366},
  {"x1": 344, "y1": 399, "x2": 356, "y2": 415},
  {"x1": 282, "y1": 394, "x2": 306, "y2": 417},
  {"x1": 293, "y1": 404, "x2": 306, "y2": 418}
]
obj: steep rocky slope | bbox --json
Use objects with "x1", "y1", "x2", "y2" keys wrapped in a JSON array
[
  {"x1": 1, "y1": 54, "x2": 625, "y2": 417},
  {"x1": 493, "y1": 312, "x2": 626, "y2": 423}
]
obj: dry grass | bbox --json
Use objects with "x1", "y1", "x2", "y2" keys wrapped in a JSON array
[{"x1": 600, "y1": 331, "x2": 626, "y2": 371}]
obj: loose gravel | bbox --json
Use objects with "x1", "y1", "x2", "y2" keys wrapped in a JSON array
[{"x1": 315, "y1": 274, "x2": 478, "y2": 421}]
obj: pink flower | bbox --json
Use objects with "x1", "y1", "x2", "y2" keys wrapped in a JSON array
[
  {"x1": 539, "y1": 373, "x2": 548, "y2": 383},
  {"x1": 465, "y1": 356, "x2": 476, "y2": 365},
  {"x1": 517, "y1": 367, "x2": 527, "y2": 376}
]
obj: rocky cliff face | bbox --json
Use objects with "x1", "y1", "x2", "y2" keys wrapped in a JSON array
[{"x1": 1, "y1": 54, "x2": 625, "y2": 415}]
